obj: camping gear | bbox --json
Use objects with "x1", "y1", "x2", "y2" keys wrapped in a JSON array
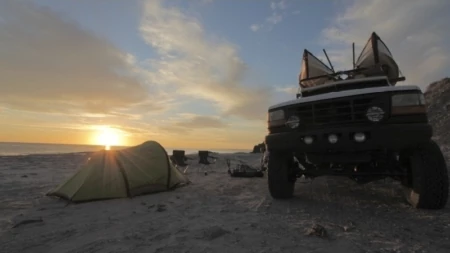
[
  {"x1": 46, "y1": 141, "x2": 190, "y2": 203},
  {"x1": 298, "y1": 31, "x2": 405, "y2": 91},
  {"x1": 198, "y1": 150, "x2": 217, "y2": 174},
  {"x1": 226, "y1": 158, "x2": 264, "y2": 178},
  {"x1": 355, "y1": 32, "x2": 401, "y2": 85},
  {"x1": 170, "y1": 150, "x2": 192, "y2": 174}
]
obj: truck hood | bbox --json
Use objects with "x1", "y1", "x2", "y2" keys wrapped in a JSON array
[{"x1": 269, "y1": 85, "x2": 420, "y2": 110}]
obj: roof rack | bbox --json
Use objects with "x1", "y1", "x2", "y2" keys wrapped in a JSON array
[{"x1": 299, "y1": 67, "x2": 405, "y2": 85}]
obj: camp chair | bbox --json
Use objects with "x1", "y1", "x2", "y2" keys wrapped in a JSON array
[
  {"x1": 170, "y1": 150, "x2": 192, "y2": 173},
  {"x1": 198, "y1": 150, "x2": 217, "y2": 173}
]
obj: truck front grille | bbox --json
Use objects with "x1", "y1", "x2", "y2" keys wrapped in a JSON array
[{"x1": 285, "y1": 95, "x2": 389, "y2": 126}]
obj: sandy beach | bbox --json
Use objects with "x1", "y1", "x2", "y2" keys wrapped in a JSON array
[{"x1": 1, "y1": 151, "x2": 450, "y2": 253}]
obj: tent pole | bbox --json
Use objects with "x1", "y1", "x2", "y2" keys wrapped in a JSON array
[{"x1": 115, "y1": 155, "x2": 132, "y2": 197}]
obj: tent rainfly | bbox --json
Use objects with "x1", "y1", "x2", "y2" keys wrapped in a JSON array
[{"x1": 46, "y1": 141, "x2": 190, "y2": 203}]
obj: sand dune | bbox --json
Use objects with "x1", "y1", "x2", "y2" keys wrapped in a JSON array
[{"x1": 1, "y1": 152, "x2": 450, "y2": 253}]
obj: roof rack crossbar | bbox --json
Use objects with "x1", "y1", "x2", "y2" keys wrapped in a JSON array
[{"x1": 299, "y1": 67, "x2": 368, "y2": 84}]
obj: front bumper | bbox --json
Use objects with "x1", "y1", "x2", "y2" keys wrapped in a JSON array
[{"x1": 265, "y1": 123, "x2": 432, "y2": 152}]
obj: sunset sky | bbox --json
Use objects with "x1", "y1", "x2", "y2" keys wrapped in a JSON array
[{"x1": 1, "y1": 0, "x2": 449, "y2": 150}]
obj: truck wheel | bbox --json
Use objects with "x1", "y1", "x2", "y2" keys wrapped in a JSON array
[
  {"x1": 404, "y1": 140, "x2": 449, "y2": 209},
  {"x1": 268, "y1": 151, "x2": 295, "y2": 199}
]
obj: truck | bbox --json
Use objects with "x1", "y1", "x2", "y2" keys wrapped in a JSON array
[{"x1": 264, "y1": 32, "x2": 449, "y2": 209}]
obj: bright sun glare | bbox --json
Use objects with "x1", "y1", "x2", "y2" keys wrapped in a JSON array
[{"x1": 95, "y1": 126, "x2": 121, "y2": 150}]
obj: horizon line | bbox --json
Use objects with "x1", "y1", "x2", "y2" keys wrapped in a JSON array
[{"x1": 0, "y1": 141, "x2": 253, "y2": 152}]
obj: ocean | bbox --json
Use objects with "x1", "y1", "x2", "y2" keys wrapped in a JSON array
[{"x1": 0, "y1": 142, "x2": 251, "y2": 156}]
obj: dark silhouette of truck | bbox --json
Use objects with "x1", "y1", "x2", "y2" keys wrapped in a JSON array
[{"x1": 264, "y1": 32, "x2": 449, "y2": 209}]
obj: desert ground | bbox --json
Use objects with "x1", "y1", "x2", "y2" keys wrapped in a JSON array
[{"x1": 1, "y1": 151, "x2": 450, "y2": 253}]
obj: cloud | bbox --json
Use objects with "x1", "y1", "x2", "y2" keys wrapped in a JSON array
[
  {"x1": 0, "y1": 0, "x2": 271, "y2": 149},
  {"x1": 147, "y1": 114, "x2": 229, "y2": 139},
  {"x1": 0, "y1": 1, "x2": 171, "y2": 115},
  {"x1": 320, "y1": 0, "x2": 450, "y2": 89},
  {"x1": 270, "y1": 1, "x2": 287, "y2": 10},
  {"x1": 266, "y1": 13, "x2": 283, "y2": 25},
  {"x1": 250, "y1": 24, "x2": 261, "y2": 32},
  {"x1": 250, "y1": 0, "x2": 288, "y2": 32},
  {"x1": 140, "y1": 0, "x2": 270, "y2": 120},
  {"x1": 275, "y1": 86, "x2": 298, "y2": 95},
  {"x1": 174, "y1": 114, "x2": 228, "y2": 129},
  {"x1": 1, "y1": 107, "x2": 155, "y2": 132},
  {"x1": 153, "y1": 114, "x2": 264, "y2": 149}
]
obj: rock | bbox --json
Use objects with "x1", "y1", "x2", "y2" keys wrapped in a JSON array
[
  {"x1": 305, "y1": 224, "x2": 328, "y2": 238},
  {"x1": 425, "y1": 78, "x2": 450, "y2": 149},
  {"x1": 251, "y1": 142, "x2": 265, "y2": 153},
  {"x1": 201, "y1": 226, "x2": 229, "y2": 240},
  {"x1": 342, "y1": 221, "x2": 356, "y2": 232},
  {"x1": 343, "y1": 225, "x2": 353, "y2": 232},
  {"x1": 156, "y1": 204, "x2": 166, "y2": 212}
]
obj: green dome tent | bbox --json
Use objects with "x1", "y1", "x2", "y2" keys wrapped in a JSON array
[{"x1": 46, "y1": 141, "x2": 190, "y2": 203}]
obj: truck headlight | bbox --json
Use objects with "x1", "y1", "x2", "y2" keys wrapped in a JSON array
[
  {"x1": 391, "y1": 93, "x2": 426, "y2": 115},
  {"x1": 366, "y1": 106, "x2": 385, "y2": 122},
  {"x1": 392, "y1": 93, "x2": 425, "y2": 106},
  {"x1": 268, "y1": 110, "x2": 285, "y2": 121},
  {"x1": 268, "y1": 110, "x2": 285, "y2": 127}
]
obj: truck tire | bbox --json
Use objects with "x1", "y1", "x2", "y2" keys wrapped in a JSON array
[
  {"x1": 404, "y1": 140, "x2": 449, "y2": 209},
  {"x1": 268, "y1": 151, "x2": 295, "y2": 199}
]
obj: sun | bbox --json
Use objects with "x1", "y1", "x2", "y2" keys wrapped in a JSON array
[{"x1": 95, "y1": 126, "x2": 122, "y2": 150}]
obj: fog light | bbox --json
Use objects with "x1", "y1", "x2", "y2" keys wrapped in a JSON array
[
  {"x1": 328, "y1": 134, "x2": 338, "y2": 144},
  {"x1": 354, "y1": 132, "x2": 366, "y2": 142},
  {"x1": 303, "y1": 136, "x2": 313, "y2": 145}
]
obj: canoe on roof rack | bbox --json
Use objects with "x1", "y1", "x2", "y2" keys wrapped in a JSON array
[
  {"x1": 299, "y1": 49, "x2": 335, "y2": 88},
  {"x1": 298, "y1": 31, "x2": 405, "y2": 90},
  {"x1": 355, "y1": 32, "x2": 402, "y2": 85}
]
